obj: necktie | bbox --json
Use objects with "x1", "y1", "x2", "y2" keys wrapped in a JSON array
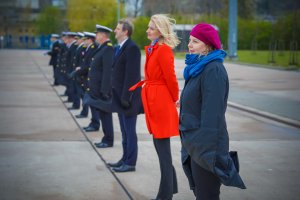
[{"x1": 114, "y1": 45, "x2": 121, "y2": 57}]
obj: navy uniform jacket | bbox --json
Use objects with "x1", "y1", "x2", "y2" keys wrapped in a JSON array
[
  {"x1": 48, "y1": 40, "x2": 60, "y2": 66},
  {"x1": 76, "y1": 42, "x2": 98, "y2": 90},
  {"x1": 84, "y1": 40, "x2": 114, "y2": 111},
  {"x1": 111, "y1": 38, "x2": 143, "y2": 117},
  {"x1": 55, "y1": 42, "x2": 68, "y2": 85},
  {"x1": 179, "y1": 61, "x2": 246, "y2": 189},
  {"x1": 65, "y1": 42, "x2": 78, "y2": 74}
]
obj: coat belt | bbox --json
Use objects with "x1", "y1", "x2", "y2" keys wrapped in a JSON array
[{"x1": 129, "y1": 80, "x2": 165, "y2": 91}]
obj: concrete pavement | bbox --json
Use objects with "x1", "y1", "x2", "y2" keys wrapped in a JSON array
[{"x1": 1, "y1": 49, "x2": 300, "y2": 200}]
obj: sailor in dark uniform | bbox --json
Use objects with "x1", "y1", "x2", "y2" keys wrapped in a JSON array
[
  {"x1": 47, "y1": 34, "x2": 60, "y2": 86},
  {"x1": 64, "y1": 32, "x2": 78, "y2": 103},
  {"x1": 74, "y1": 32, "x2": 98, "y2": 118},
  {"x1": 83, "y1": 24, "x2": 114, "y2": 148},
  {"x1": 68, "y1": 32, "x2": 86, "y2": 110},
  {"x1": 55, "y1": 32, "x2": 68, "y2": 96}
]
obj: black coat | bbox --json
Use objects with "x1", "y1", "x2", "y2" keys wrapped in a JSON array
[
  {"x1": 48, "y1": 40, "x2": 60, "y2": 66},
  {"x1": 83, "y1": 41, "x2": 114, "y2": 112},
  {"x1": 179, "y1": 61, "x2": 246, "y2": 189},
  {"x1": 111, "y1": 39, "x2": 143, "y2": 117}
]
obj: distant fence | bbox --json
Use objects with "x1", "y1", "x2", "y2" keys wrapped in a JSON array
[{"x1": 0, "y1": 34, "x2": 51, "y2": 49}]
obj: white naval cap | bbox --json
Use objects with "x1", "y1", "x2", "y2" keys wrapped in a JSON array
[
  {"x1": 83, "y1": 31, "x2": 96, "y2": 38},
  {"x1": 95, "y1": 24, "x2": 112, "y2": 33},
  {"x1": 51, "y1": 34, "x2": 60, "y2": 38},
  {"x1": 77, "y1": 32, "x2": 84, "y2": 38},
  {"x1": 66, "y1": 32, "x2": 77, "y2": 37}
]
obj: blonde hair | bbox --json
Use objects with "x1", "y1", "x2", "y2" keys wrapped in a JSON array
[{"x1": 151, "y1": 14, "x2": 180, "y2": 49}]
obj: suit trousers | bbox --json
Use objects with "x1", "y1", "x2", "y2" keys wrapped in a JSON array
[
  {"x1": 98, "y1": 109, "x2": 114, "y2": 146},
  {"x1": 191, "y1": 158, "x2": 221, "y2": 200},
  {"x1": 153, "y1": 138, "x2": 178, "y2": 200},
  {"x1": 118, "y1": 114, "x2": 138, "y2": 166}
]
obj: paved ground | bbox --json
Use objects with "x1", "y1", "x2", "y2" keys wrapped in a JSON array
[{"x1": 0, "y1": 49, "x2": 300, "y2": 200}]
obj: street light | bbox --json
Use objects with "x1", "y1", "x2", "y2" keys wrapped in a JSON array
[{"x1": 117, "y1": 0, "x2": 125, "y2": 21}]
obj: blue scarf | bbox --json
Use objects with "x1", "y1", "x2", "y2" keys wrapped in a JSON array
[
  {"x1": 147, "y1": 38, "x2": 159, "y2": 55},
  {"x1": 183, "y1": 50, "x2": 227, "y2": 80}
]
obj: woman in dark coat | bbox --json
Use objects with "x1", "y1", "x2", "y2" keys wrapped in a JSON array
[{"x1": 179, "y1": 23, "x2": 246, "y2": 200}]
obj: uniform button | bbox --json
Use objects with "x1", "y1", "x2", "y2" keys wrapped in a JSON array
[
  {"x1": 87, "y1": 78, "x2": 90, "y2": 80},
  {"x1": 87, "y1": 88, "x2": 90, "y2": 91},
  {"x1": 92, "y1": 58, "x2": 94, "y2": 61},
  {"x1": 81, "y1": 84, "x2": 84, "y2": 86},
  {"x1": 89, "y1": 68, "x2": 91, "y2": 71}
]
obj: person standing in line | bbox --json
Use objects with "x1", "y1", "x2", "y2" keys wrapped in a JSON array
[
  {"x1": 47, "y1": 34, "x2": 60, "y2": 86},
  {"x1": 130, "y1": 14, "x2": 179, "y2": 200},
  {"x1": 179, "y1": 23, "x2": 246, "y2": 200},
  {"x1": 108, "y1": 19, "x2": 143, "y2": 173},
  {"x1": 68, "y1": 32, "x2": 85, "y2": 110},
  {"x1": 83, "y1": 24, "x2": 114, "y2": 148},
  {"x1": 75, "y1": 32, "x2": 98, "y2": 119},
  {"x1": 64, "y1": 32, "x2": 78, "y2": 103}
]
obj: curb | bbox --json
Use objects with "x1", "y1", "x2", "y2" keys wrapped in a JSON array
[{"x1": 228, "y1": 101, "x2": 300, "y2": 129}]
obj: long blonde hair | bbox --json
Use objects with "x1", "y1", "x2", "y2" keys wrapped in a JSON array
[{"x1": 151, "y1": 14, "x2": 180, "y2": 49}]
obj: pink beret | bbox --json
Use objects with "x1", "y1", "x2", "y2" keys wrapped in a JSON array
[{"x1": 190, "y1": 23, "x2": 221, "y2": 49}]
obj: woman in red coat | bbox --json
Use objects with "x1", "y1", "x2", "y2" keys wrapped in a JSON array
[{"x1": 130, "y1": 14, "x2": 180, "y2": 200}]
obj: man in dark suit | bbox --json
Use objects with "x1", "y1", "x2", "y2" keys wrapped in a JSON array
[
  {"x1": 83, "y1": 24, "x2": 114, "y2": 148},
  {"x1": 108, "y1": 19, "x2": 143, "y2": 172},
  {"x1": 47, "y1": 34, "x2": 60, "y2": 86}
]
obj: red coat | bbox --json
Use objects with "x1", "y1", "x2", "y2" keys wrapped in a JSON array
[{"x1": 130, "y1": 43, "x2": 179, "y2": 138}]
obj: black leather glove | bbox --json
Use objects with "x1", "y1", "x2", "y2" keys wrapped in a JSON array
[{"x1": 121, "y1": 100, "x2": 130, "y2": 108}]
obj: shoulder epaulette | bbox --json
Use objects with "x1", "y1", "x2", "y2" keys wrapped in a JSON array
[
  {"x1": 107, "y1": 42, "x2": 113, "y2": 46},
  {"x1": 91, "y1": 45, "x2": 94, "y2": 48}
]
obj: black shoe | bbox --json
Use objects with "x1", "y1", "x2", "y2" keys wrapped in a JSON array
[
  {"x1": 75, "y1": 114, "x2": 87, "y2": 118},
  {"x1": 84, "y1": 126, "x2": 99, "y2": 132},
  {"x1": 94, "y1": 142, "x2": 113, "y2": 148},
  {"x1": 68, "y1": 107, "x2": 79, "y2": 110},
  {"x1": 108, "y1": 160, "x2": 123, "y2": 168},
  {"x1": 113, "y1": 164, "x2": 135, "y2": 172},
  {"x1": 63, "y1": 100, "x2": 72, "y2": 103}
]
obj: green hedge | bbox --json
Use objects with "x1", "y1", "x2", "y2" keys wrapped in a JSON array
[{"x1": 131, "y1": 13, "x2": 299, "y2": 51}]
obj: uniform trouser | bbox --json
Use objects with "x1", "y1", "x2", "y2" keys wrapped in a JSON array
[
  {"x1": 191, "y1": 159, "x2": 221, "y2": 200},
  {"x1": 66, "y1": 80, "x2": 73, "y2": 102},
  {"x1": 79, "y1": 90, "x2": 89, "y2": 116},
  {"x1": 153, "y1": 138, "x2": 178, "y2": 200},
  {"x1": 98, "y1": 109, "x2": 114, "y2": 146},
  {"x1": 72, "y1": 81, "x2": 81, "y2": 108},
  {"x1": 52, "y1": 65, "x2": 58, "y2": 85},
  {"x1": 89, "y1": 106, "x2": 100, "y2": 129},
  {"x1": 118, "y1": 114, "x2": 138, "y2": 166}
]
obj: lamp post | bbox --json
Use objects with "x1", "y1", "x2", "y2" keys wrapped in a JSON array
[{"x1": 117, "y1": 0, "x2": 120, "y2": 21}]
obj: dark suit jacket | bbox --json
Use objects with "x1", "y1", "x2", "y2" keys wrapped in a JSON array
[
  {"x1": 111, "y1": 38, "x2": 143, "y2": 117},
  {"x1": 87, "y1": 40, "x2": 114, "y2": 101}
]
